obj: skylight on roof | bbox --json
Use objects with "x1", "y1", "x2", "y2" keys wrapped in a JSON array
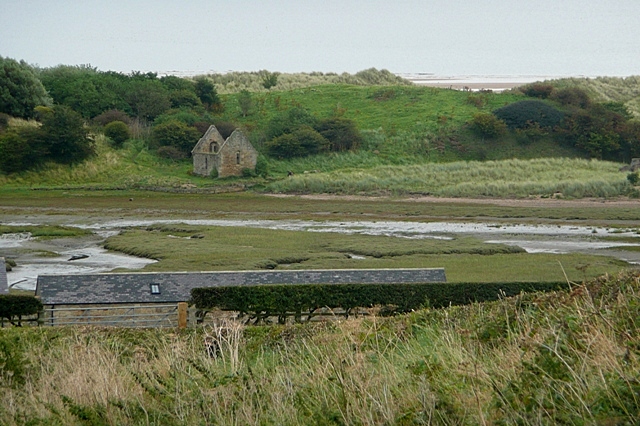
[{"x1": 150, "y1": 283, "x2": 161, "y2": 294}]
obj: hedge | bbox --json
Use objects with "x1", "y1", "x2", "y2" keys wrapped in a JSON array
[
  {"x1": 0, "y1": 295, "x2": 43, "y2": 326},
  {"x1": 191, "y1": 281, "x2": 569, "y2": 324}
]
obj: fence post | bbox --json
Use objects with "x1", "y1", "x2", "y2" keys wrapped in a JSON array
[{"x1": 177, "y1": 302, "x2": 188, "y2": 329}]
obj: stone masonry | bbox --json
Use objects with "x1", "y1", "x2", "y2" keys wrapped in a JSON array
[{"x1": 192, "y1": 125, "x2": 258, "y2": 178}]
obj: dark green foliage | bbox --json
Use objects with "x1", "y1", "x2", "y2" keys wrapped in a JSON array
[
  {"x1": 40, "y1": 65, "x2": 131, "y2": 118},
  {"x1": 103, "y1": 120, "x2": 130, "y2": 146},
  {"x1": 151, "y1": 120, "x2": 200, "y2": 155},
  {"x1": 238, "y1": 89, "x2": 253, "y2": 117},
  {"x1": 0, "y1": 113, "x2": 9, "y2": 130},
  {"x1": 557, "y1": 104, "x2": 627, "y2": 159},
  {"x1": 315, "y1": 117, "x2": 363, "y2": 151},
  {"x1": 627, "y1": 172, "x2": 639, "y2": 185},
  {"x1": 265, "y1": 107, "x2": 318, "y2": 140},
  {"x1": 471, "y1": 113, "x2": 507, "y2": 138},
  {"x1": 260, "y1": 70, "x2": 279, "y2": 90},
  {"x1": 0, "y1": 56, "x2": 52, "y2": 119},
  {"x1": 0, "y1": 295, "x2": 43, "y2": 324},
  {"x1": 92, "y1": 109, "x2": 130, "y2": 126},
  {"x1": 156, "y1": 145, "x2": 186, "y2": 161},
  {"x1": 254, "y1": 154, "x2": 269, "y2": 177},
  {"x1": 0, "y1": 126, "x2": 46, "y2": 173},
  {"x1": 194, "y1": 77, "x2": 221, "y2": 110},
  {"x1": 41, "y1": 106, "x2": 94, "y2": 164},
  {"x1": 169, "y1": 89, "x2": 202, "y2": 109},
  {"x1": 493, "y1": 100, "x2": 564, "y2": 130},
  {"x1": 551, "y1": 87, "x2": 592, "y2": 108},
  {"x1": 191, "y1": 281, "x2": 568, "y2": 322},
  {"x1": 265, "y1": 126, "x2": 329, "y2": 158},
  {"x1": 521, "y1": 83, "x2": 555, "y2": 99},
  {"x1": 125, "y1": 79, "x2": 171, "y2": 121}
]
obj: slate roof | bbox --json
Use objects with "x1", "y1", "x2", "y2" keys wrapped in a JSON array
[
  {"x1": 0, "y1": 258, "x2": 7, "y2": 294},
  {"x1": 35, "y1": 268, "x2": 447, "y2": 305}
]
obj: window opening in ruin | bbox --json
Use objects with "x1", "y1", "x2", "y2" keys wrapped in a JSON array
[{"x1": 236, "y1": 152, "x2": 241, "y2": 164}]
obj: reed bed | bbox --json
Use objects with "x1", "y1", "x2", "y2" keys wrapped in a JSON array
[
  {"x1": 1, "y1": 270, "x2": 639, "y2": 424},
  {"x1": 266, "y1": 158, "x2": 630, "y2": 198}
]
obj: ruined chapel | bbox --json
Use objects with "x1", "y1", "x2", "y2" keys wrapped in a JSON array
[{"x1": 191, "y1": 125, "x2": 258, "y2": 178}]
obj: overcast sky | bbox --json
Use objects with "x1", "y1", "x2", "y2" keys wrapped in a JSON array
[{"x1": 1, "y1": 0, "x2": 639, "y2": 76}]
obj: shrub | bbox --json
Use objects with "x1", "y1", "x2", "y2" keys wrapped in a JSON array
[
  {"x1": 103, "y1": 120, "x2": 130, "y2": 146},
  {"x1": 260, "y1": 70, "x2": 279, "y2": 89},
  {"x1": 191, "y1": 281, "x2": 568, "y2": 323},
  {"x1": 493, "y1": 100, "x2": 564, "y2": 130},
  {"x1": 0, "y1": 113, "x2": 9, "y2": 131},
  {"x1": 628, "y1": 172, "x2": 640, "y2": 185},
  {"x1": 156, "y1": 145, "x2": 187, "y2": 161},
  {"x1": 315, "y1": 117, "x2": 363, "y2": 151},
  {"x1": 151, "y1": 120, "x2": 200, "y2": 155},
  {"x1": 92, "y1": 109, "x2": 131, "y2": 126},
  {"x1": 522, "y1": 83, "x2": 555, "y2": 99},
  {"x1": 471, "y1": 113, "x2": 507, "y2": 138},
  {"x1": 238, "y1": 90, "x2": 253, "y2": 117},
  {"x1": 551, "y1": 87, "x2": 592, "y2": 108},
  {"x1": 0, "y1": 295, "x2": 42, "y2": 325},
  {"x1": 254, "y1": 154, "x2": 269, "y2": 177},
  {"x1": 265, "y1": 107, "x2": 318, "y2": 139},
  {"x1": 169, "y1": 89, "x2": 202, "y2": 109},
  {"x1": 265, "y1": 126, "x2": 329, "y2": 158}
]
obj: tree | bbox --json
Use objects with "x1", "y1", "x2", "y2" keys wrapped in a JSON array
[
  {"x1": 0, "y1": 126, "x2": 46, "y2": 173},
  {"x1": 40, "y1": 106, "x2": 94, "y2": 164},
  {"x1": 260, "y1": 70, "x2": 279, "y2": 89},
  {"x1": 315, "y1": 117, "x2": 363, "y2": 151},
  {"x1": 103, "y1": 121, "x2": 130, "y2": 146},
  {"x1": 125, "y1": 80, "x2": 171, "y2": 121},
  {"x1": 238, "y1": 90, "x2": 253, "y2": 117},
  {"x1": 194, "y1": 77, "x2": 221, "y2": 110},
  {"x1": 0, "y1": 56, "x2": 52, "y2": 118},
  {"x1": 151, "y1": 120, "x2": 200, "y2": 155}
]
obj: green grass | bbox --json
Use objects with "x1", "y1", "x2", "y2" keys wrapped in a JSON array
[
  {"x1": 0, "y1": 225, "x2": 92, "y2": 238},
  {"x1": 266, "y1": 157, "x2": 632, "y2": 198},
  {"x1": 102, "y1": 225, "x2": 627, "y2": 282},
  {"x1": 1, "y1": 270, "x2": 639, "y2": 424}
]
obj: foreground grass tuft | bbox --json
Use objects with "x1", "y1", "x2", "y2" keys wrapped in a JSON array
[{"x1": 1, "y1": 270, "x2": 639, "y2": 424}]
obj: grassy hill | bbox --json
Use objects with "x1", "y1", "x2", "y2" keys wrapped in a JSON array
[
  {"x1": 2, "y1": 75, "x2": 639, "y2": 198},
  {"x1": 1, "y1": 270, "x2": 639, "y2": 424}
]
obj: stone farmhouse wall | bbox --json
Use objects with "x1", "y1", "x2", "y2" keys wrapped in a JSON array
[{"x1": 192, "y1": 126, "x2": 257, "y2": 178}]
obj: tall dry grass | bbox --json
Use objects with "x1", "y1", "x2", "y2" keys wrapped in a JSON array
[{"x1": 1, "y1": 270, "x2": 639, "y2": 424}]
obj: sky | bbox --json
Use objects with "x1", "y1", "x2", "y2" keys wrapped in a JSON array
[{"x1": 1, "y1": 0, "x2": 639, "y2": 77}]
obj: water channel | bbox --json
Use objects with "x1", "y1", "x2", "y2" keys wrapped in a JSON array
[{"x1": 2, "y1": 218, "x2": 640, "y2": 291}]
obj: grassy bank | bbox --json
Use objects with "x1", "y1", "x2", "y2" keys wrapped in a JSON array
[
  {"x1": 1, "y1": 270, "x2": 639, "y2": 424},
  {"x1": 266, "y1": 158, "x2": 633, "y2": 198},
  {"x1": 102, "y1": 225, "x2": 628, "y2": 283}
]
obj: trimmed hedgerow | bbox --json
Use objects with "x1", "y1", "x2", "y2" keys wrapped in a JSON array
[
  {"x1": 0, "y1": 295, "x2": 43, "y2": 324},
  {"x1": 191, "y1": 281, "x2": 569, "y2": 323}
]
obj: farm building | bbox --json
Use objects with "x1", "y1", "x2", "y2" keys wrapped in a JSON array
[
  {"x1": 191, "y1": 125, "x2": 258, "y2": 178},
  {"x1": 35, "y1": 269, "x2": 447, "y2": 327}
]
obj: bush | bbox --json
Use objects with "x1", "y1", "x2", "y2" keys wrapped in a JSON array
[
  {"x1": 471, "y1": 113, "x2": 507, "y2": 138},
  {"x1": 0, "y1": 295, "x2": 43, "y2": 325},
  {"x1": 627, "y1": 172, "x2": 639, "y2": 185},
  {"x1": 40, "y1": 105, "x2": 94, "y2": 164},
  {"x1": 265, "y1": 107, "x2": 318, "y2": 140},
  {"x1": 169, "y1": 89, "x2": 202, "y2": 109},
  {"x1": 103, "y1": 120, "x2": 130, "y2": 146},
  {"x1": 493, "y1": 100, "x2": 564, "y2": 130},
  {"x1": 191, "y1": 281, "x2": 569, "y2": 323},
  {"x1": 265, "y1": 126, "x2": 329, "y2": 159},
  {"x1": 92, "y1": 109, "x2": 131, "y2": 126},
  {"x1": 0, "y1": 113, "x2": 9, "y2": 131},
  {"x1": 151, "y1": 120, "x2": 200, "y2": 155},
  {"x1": 156, "y1": 145, "x2": 187, "y2": 161},
  {"x1": 254, "y1": 154, "x2": 269, "y2": 177},
  {"x1": 551, "y1": 87, "x2": 591, "y2": 108},
  {"x1": 315, "y1": 117, "x2": 363, "y2": 151},
  {"x1": 522, "y1": 83, "x2": 555, "y2": 99}
]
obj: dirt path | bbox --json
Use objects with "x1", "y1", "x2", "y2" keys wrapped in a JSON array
[{"x1": 269, "y1": 194, "x2": 640, "y2": 208}]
